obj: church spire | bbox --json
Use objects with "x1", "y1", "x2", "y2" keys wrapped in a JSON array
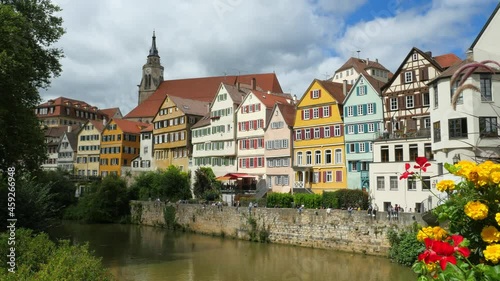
[{"x1": 149, "y1": 31, "x2": 159, "y2": 57}]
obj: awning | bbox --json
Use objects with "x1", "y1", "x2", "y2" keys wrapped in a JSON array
[
  {"x1": 217, "y1": 173, "x2": 256, "y2": 180},
  {"x1": 216, "y1": 176, "x2": 232, "y2": 181}
]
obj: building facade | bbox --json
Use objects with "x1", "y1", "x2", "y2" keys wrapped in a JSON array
[
  {"x1": 36, "y1": 97, "x2": 108, "y2": 128},
  {"x1": 138, "y1": 31, "x2": 164, "y2": 105},
  {"x1": 56, "y1": 126, "x2": 81, "y2": 172},
  {"x1": 343, "y1": 74, "x2": 384, "y2": 190},
  {"x1": 75, "y1": 120, "x2": 104, "y2": 176},
  {"x1": 293, "y1": 79, "x2": 350, "y2": 194},
  {"x1": 331, "y1": 57, "x2": 391, "y2": 85},
  {"x1": 131, "y1": 124, "x2": 155, "y2": 175}
]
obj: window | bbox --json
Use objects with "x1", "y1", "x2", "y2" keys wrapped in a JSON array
[
  {"x1": 326, "y1": 171, "x2": 333, "y2": 182},
  {"x1": 297, "y1": 152, "x2": 303, "y2": 165},
  {"x1": 450, "y1": 77, "x2": 463, "y2": 105},
  {"x1": 449, "y1": 118, "x2": 468, "y2": 138},
  {"x1": 395, "y1": 145, "x2": 403, "y2": 161},
  {"x1": 433, "y1": 121, "x2": 441, "y2": 142},
  {"x1": 367, "y1": 103, "x2": 374, "y2": 114},
  {"x1": 358, "y1": 124, "x2": 364, "y2": 133},
  {"x1": 350, "y1": 161, "x2": 358, "y2": 171},
  {"x1": 359, "y1": 142, "x2": 365, "y2": 152},
  {"x1": 424, "y1": 143, "x2": 433, "y2": 160},
  {"x1": 377, "y1": 177, "x2": 385, "y2": 190},
  {"x1": 304, "y1": 110, "x2": 310, "y2": 120},
  {"x1": 323, "y1": 106, "x2": 330, "y2": 117},
  {"x1": 334, "y1": 125, "x2": 341, "y2": 136},
  {"x1": 408, "y1": 178, "x2": 417, "y2": 191},
  {"x1": 324, "y1": 126, "x2": 330, "y2": 137},
  {"x1": 359, "y1": 86, "x2": 366, "y2": 95},
  {"x1": 314, "y1": 128, "x2": 320, "y2": 139},
  {"x1": 347, "y1": 106, "x2": 354, "y2": 117},
  {"x1": 325, "y1": 150, "x2": 332, "y2": 164},
  {"x1": 315, "y1": 150, "x2": 321, "y2": 164},
  {"x1": 368, "y1": 123, "x2": 375, "y2": 132},
  {"x1": 390, "y1": 176, "x2": 398, "y2": 190},
  {"x1": 424, "y1": 118, "x2": 431, "y2": 129},
  {"x1": 295, "y1": 130, "x2": 302, "y2": 140},
  {"x1": 481, "y1": 74, "x2": 492, "y2": 101},
  {"x1": 412, "y1": 53, "x2": 418, "y2": 61},
  {"x1": 405, "y1": 71, "x2": 413, "y2": 83},
  {"x1": 409, "y1": 144, "x2": 418, "y2": 161},
  {"x1": 312, "y1": 89, "x2": 320, "y2": 99},
  {"x1": 433, "y1": 84, "x2": 439, "y2": 108},
  {"x1": 381, "y1": 146, "x2": 389, "y2": 162},
  {"x1": 334, "y1": 149, "x2": 342, "y2": 164},
  {"x1": 305, "y1": 129, "x2": 311, "y2": 139},
  {"x1": 390, "y1": 98, "x2": 398, "y2": 110},
  {"x1": 313, "y1": 172, "x2": 320, "y2": 183},
  {"x1": 422, "y1": 176, "x2": 431, "y2": 190},
  {"x1": 406, "y1": 95, "x2": 414, "y2": 108},
  {"x1": 347, "y1": 125, "x2": 354, "y2": 134},
  {"x1": 313, "y1": 108, "x2": 319, "y2": 119},
  {"x1": 357, "y1": 105, "x2": 363, "y2": 115},
  {"x1": 479, "y1": 117, "x2": 498, "y2": 137},
  {"x1": 306, "y1": 151, "x2": 312, "y2": 165},
  {"x1": 349, "y1": 143, "x2": 355, "y2": 153},
  {"x1": 423, "y1": 93, "x2": 430, "y2": 106}
]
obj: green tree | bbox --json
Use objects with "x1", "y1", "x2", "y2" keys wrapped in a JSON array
[
  {"x1": 0, "y1": 228, "x2": 113, "y2": 280},
  {"x1": 193, "y1": 167, "x2": 219, "y2": 199},
  {"x1": 0, "y1": 0, "x2": 64, "y2": 173},
  {"x1": 158, "y1": 166, "x2": 192, "y2": 201}
]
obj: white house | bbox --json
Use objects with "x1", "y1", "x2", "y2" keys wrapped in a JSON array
[
  {"x1": 57, "y1": 126, "x2": 81, "y2": 172},
  {"x1": 131, "y1": 124, "x2": 155, "y2": 175}
]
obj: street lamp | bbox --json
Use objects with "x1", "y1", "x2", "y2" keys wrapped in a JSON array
[{"x1": 452, "y1": 154, "x2": 461, "y2": 164}]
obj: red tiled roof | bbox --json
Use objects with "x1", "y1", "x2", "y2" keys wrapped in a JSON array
[
  {"x1": 252, "y1": 90, "x2": 292, "y2": 108},
  {"x1": 88, "y1": 119, "x2": 105, "y2": 133},
  {"x1": 336, "y1": 57, "x2": 391, "y2": 73},
  {"x1": 125, "y1": 73, "x2": 283, "y2": 119},
  {"x1": 316, "y1": 80, "x2": 352, "y2": 104},
  {"x1": 433, "y1": 54, "x2": 462, "y2": 69},
  {"x1": 141, "y1": 124, "x2": 154, "y2": 132},
  {"x1": 100, "y1": 107, "x2": 122, "y2": 119},
  {"x1": 112, "y1": 119, "x2": 149, "y2": 134},
  {"x1": 276, "y1": 103, "x2": 296, "y2": 127},
  {"x1": 169, "y1": 96, "x2": 209, "y2": 116}
]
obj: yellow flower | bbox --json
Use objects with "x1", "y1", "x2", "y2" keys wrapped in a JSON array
[
  {"x1": 491, "y1": 171, "x2": 500, "y2": 184},
  {"x1": 496, "y1": 213, "x2": 500, "y2": 226},
  {"x1": 436, "y1": 180, "x2": 455, "y2": 192},
  {"x1": 484, "y1": 244, "x2": 500, "y2": 264},
  {"x1": 425, "y1": 262, "x2": 437, "y2": 273},
  {"x1": 417, "y1": 226, "x2": 447, "y2": 242},
  {"x1": 481, "y1": 226, "x2": 500, "y2": 243},
  {"x1": 464, "y1": 201, "x2": 488, "y2": 220}
]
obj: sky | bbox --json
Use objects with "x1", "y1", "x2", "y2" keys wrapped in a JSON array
[{"x1": 42, "y1": 0, "x2": 499, "y2": 115}]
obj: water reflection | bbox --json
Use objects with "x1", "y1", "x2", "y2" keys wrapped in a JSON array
[{"x1": 49, "y1": 222, "x2": 415, "y2": 281}]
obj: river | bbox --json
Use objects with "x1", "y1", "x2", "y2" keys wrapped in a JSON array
[{"x1": 49, "y1": 222, "x2": 416, "y2": 281}]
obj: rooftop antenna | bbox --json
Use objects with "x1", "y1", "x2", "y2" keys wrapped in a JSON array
[
  {"x1": 323, "y1": 72, "x2": 330, "y2": 80},
  {"x1": 357, "y1": 50, "x2": 361, "y2": 59}
]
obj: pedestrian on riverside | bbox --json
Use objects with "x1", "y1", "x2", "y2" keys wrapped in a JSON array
[
  {"x1": 373, "y1": 204, "x2": 378, "y2": 218},
  {"x1": 248, "y1": 202, "x2": 253, "y2": 215}
]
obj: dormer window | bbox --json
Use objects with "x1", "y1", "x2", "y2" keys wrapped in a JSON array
[
  {"x1": 311, "y1": 89, "x2": 320, "y2": 99},
  {"x1": 412, "y1": 53, "x2": 418, "y2": 61}
]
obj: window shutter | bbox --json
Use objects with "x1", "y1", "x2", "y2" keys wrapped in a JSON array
[
  {"x1": 364, "y1": 86, "x2": 368, "y2": 94},
  {"x1": 373, "y1": 103, "x2": 376, "y2": 114},
  {"x1": 252, "y1": 120, "x2": 256, "y2": 129},
  {"x1": 310, "y1": 91, "x2": 313, "y2": 98},
  {"x1": 385, "y1": 98, "x2": 391, "y2": 111},
  {"x1": 357, "y1": 162, "x2": 361, "y2": 171},
  {"x1": 246, "y1": 121, "x2": 249, "y2": 129},
  {"x1": 254, "y1": 157, "x2": 257, "y2": 167},
  {"x1": 309, "y1": 108, "x2": 313, "y2": 118},
  {"x1": 301, "y1": 110, "x2": 304, "y2": 120},
  {"x1": 323, "y1": 171, "x2": 326, "y2": 183},
  {"x1": 318, "y1": 89, "x2": 321, "y2": 98},
  {"x1": 399, "y1": 96, "x2": 406, "y2": 109},
  {"x1": 257, "y1": 104, "x2": 261, "y2": 111},
  {"x1": 260, "y1": 119, "x2": 264, "y2": 128},
  {"x1": 348, "y1": 161, "x2": 352, "y2": 172},
  {"x1": 415, "y1": 94, "x2": 422, "y2": 107},
  {"x1": 253, "y1": 139, "x2": 257, "y2": 148},
  {"x1": 364, "y1": 123, "x2": 368, "y2": 132},
  {"x1": 353, "y1": 106, "x2": 357, "y2": 116},
  {"x1": 329, "y1": 105, "x2": 332, "y2": 116},
  {"x1": 246, "y1": 139, "x2": 249, "y2": 148},
  {"x1": 355, "y1": 143, "x2": 359, "y2": 153},
  {"x1": 319, "y1": 107, "x2": 323, "y2": 118},
  {"x1": 310, "y1": 128, "x2": 313, "y2": 137},
  {"x1": 239, "y1": 159, "x2": 242, "y2": 168},
  {"x1": 340, "y1": 125, "x2": 344, "y2": 136},
  {"x1": 363, "y1": 104, "x2": 367, "y2": 115},
  {"x1": 356, "y1": 87, "x2": 359, "y2": 95},
  {"x1": 238, "y1": 122, "x2": 241, "y2": 131},
  {"x1": 354, "y1": 125, "x2": 358, "y2": 134},
  {"x1": 412, "y1": 70, "x2": 416, "y2": 82},
  {"x1": 239, "y1": 140, "x2": 242, "y2": 149},
  {"x1": 400, "y1": 73, "x2": 405, "y2": 84},
  {"x1": 320, "y1": 127, "x2": 324, "y2": 138},
  {"x1": 246, "y1": 159, "x2": 249, "y2": 168},
  {"x1": 293, "y1": 130, "x2": 296, "y2": 141},
  {"x1": 318, "y1": 172, "x2": 321, "y2": 183}
]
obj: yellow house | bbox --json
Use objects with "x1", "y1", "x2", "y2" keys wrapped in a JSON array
[
  {"x1": 75, "y1": 120, "x2": 104, "y2": 176},
  {"x1": 100, "y1": 119, "x2": 148, "y2": 176},
  {"x1": 153, "y1": 95, "x2": 208, "y2": 172},
  {"x1": 293, "y1": 79, "x2": 351, "y2": 193}
]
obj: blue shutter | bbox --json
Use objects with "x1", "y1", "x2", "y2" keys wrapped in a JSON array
[
  {"x1": 356, "y1": 87, "x2": 359, "y2": 96},
  {"x1": 354, "y1": 125, "x2": 358, "y2": 134},
  {"x1": 364, "y1": 123, "x2": 368, "y2": 132},
  {"x1": 348, "y1": 161, "x2": 352, "y2": 172},
  {"x1": 372, "y1": 103, "x2": 376, "y2": 114},
  {"x1": 355, "y1": 143, "x2": 359, "y2": 153},
  {"x1": 363, "y1": 104, "x2": 367, "y2": 115},
  {"x1": 364, "y1": 86, "x2": 368, "y2": 94},
  {"x1": 357, "y1": 162, "x2": 361, "y2": 171},
  {"x1": 353, "y1": 106, "x2": 358, "y2": 116}
]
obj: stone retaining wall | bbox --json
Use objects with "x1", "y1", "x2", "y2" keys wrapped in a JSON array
[{"x1": 130, "y1": 201, "x2": 426, "y2": 256}]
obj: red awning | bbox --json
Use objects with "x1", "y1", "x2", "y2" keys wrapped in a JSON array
[{"x1": 220, "y1": 173, "x2": 256, "y2": 180}]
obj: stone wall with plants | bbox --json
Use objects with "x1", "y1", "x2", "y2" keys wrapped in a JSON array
[{"x1": 130, "y1": 200, "x2": 426, "y2": 256}]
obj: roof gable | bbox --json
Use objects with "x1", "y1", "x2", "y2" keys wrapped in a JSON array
[
  {"x1": 469, "y1": 3, "x2": 500, "y2": 51},
  {"x1": 110, "y1": 119, "x2": 149, "y2": 134},
  {"x1": 343, "y1": 73, "x2": 383, "y2": 105}
]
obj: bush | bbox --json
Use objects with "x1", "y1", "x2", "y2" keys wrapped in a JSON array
[
  {"x1": 0, "y1": 228, "x2": 113, "y2": 280},
  {"x1": 293, "y1": 193, "x2": 322, "y2": 209},
  {"x1": 322, "y1": 191, "x2": 339, "y2": 208},
  {"x1": 130, "y1": 166, "x2": 192, "y2": 202},
  {"x1": 334, "y1": 189, "x2": 369, "y2": 209},
  {"x1": 387, "y1": 224, "x2": 424, "y2": 266},
  {"x1": 266, "y1": 193, "x2": 294, "y2": 208}
]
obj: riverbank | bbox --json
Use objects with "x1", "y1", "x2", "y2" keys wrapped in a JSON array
[{"x1": 130, "y1": 200, "x2": 427, "y2": 256}]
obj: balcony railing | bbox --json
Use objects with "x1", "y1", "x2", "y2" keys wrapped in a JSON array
[{"x1": 375, "y1": 128, "x2": 431, "y2": 141}]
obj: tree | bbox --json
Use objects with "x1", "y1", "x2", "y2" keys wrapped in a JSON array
[
  {"x1": 193, "y1": 167, "x2": 220, "y2": 199},
  {"x1": 0, "y1": 0, "x2": 64, "y2": 173}
]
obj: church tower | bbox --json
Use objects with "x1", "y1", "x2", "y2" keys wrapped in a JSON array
[{"x1": 138, "y1": 31, "x2": 164, "y2": 105}]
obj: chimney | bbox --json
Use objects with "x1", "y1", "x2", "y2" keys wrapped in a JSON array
[
  {"x1": 251, "y1": 78, "x2": 256, "y2": 90},
  {"x1": 366, "y1": 58, "x2": 369, "y2": 65},
  {"x1": 236, "y1": 82, "x2": 240, "y2": 90},
  {"x1": 376, "y1": 58, "x2": 378, "y2": 63},
  {"x1": 466, "y1": 49, "x2": 474, "y2": 61},
  {"x1": 343, "y1": 80, "x2": 348, "y2": 96},
  {"x1": 425, "y1": 51, "x2": 432, "y2": 57},
  {"x1": 67, "y1": 125, "x2": 72, "y2": 133},
  {"x1": 103, "y1": 117, "x2": 107, "y2": 126}
]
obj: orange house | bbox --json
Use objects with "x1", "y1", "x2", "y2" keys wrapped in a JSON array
[{"x1": 99, "y1": 119, "x2": 148, "y2": 176}]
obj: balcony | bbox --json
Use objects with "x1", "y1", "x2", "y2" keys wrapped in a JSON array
[{"x1": 375, "y1": 128, "x2": 431, "y2": 141}]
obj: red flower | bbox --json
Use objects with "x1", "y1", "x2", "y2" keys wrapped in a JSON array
[
  {"x1": 414, "y1": 157, "x2": 431, "y2": 172},
  {"x1": 449, "y1": 235, "x2": 470, "y2": 258},
  {"x1": 399, "y1": 163, "x2": 414, "y2": 180},
  {"x1": 418, "y1": 238, "x2": 457, "y2": 270}
]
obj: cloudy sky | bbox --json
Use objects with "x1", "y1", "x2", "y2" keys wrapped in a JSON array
[{"x1": 42, "y1": 0, "x2": 498, "y2": 115}]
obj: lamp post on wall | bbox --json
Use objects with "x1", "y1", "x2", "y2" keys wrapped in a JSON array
[{"x1": 453, "y1": 154, "x2": 461, "y2": 164}]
